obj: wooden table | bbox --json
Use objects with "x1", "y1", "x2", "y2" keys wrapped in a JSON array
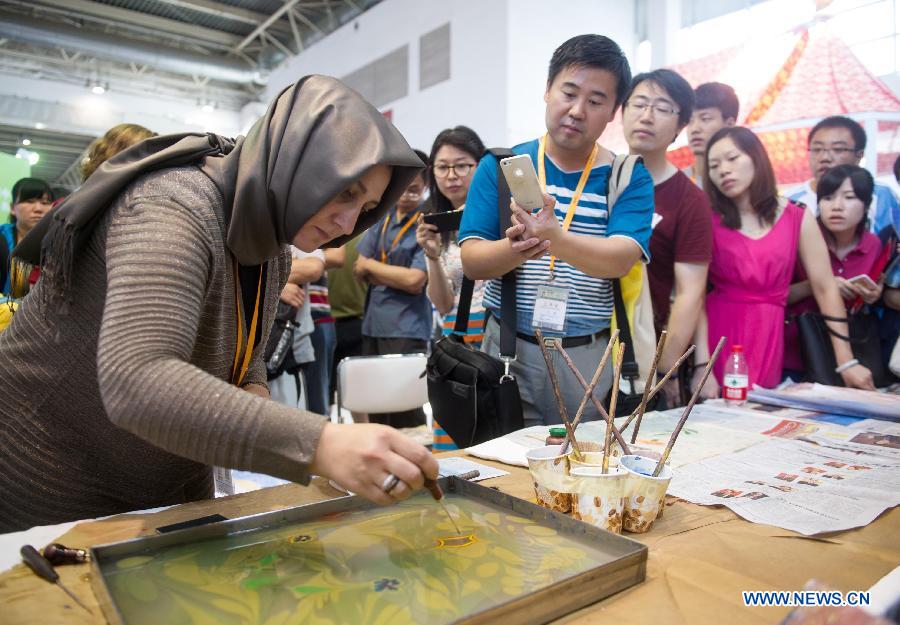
[{"x1": 2, "y1": 454, "x2": 897, "y2": 625}]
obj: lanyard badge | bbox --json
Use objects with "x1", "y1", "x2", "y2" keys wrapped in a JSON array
[{"x1": 530, "y1": 135, "x2": 598, "y2": 333}]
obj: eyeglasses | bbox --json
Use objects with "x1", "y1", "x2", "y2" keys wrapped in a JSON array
[
  {"x1": 400, "y1": 189, "x2": 423, "y2": 199},
  {"x1": 808, "y1": 147, "x2": 859, "y2": 157},
  {"x1": 625, "y1": 99, "x2": 679, "y2": 118},
  {"x1": 432, "y1": 163, "x2": 476, "y2": 178}
]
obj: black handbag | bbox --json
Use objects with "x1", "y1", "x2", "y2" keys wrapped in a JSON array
[
  {"x1": 426, "y1": 148, "x2": 524, "y2": 448},
  {"x1": 264, "y1": 302, "x2": 299, "y2": 379},
  {"x1": 795, "y1": 309, "x2": 890, "y2": 387}
]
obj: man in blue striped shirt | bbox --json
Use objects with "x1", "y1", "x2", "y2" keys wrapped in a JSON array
[{"x1": 459, "y1": 34, "x2": 655, "y2": 427}]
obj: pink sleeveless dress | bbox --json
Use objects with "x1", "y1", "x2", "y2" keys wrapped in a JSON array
[{"x1": 707, "y1": 202, "x2": 804, "y2": 389}]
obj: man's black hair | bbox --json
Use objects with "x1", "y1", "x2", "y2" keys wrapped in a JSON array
[
  {"x1": 808, "y1": 115, "x2": 867, "y2": 152},
  {"x1": 547, "y1": 34, "x2": 632, "y2": 108},
  {"x1": 694, "y1": 82, "x2": 740, "y2": 121},
  {"x1": 894, "y1": 154, "x2": 900, "y2": 184},
  {"x1": 627, "y1": 69, "x2": 695, "y2": 128}
]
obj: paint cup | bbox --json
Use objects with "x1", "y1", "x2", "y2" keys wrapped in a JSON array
[
  {"x1": 569, "y1": 466, "x2": 626, "y2": 534},
  {"x1": 525, "y1": 446, "x2": 575, "y2": 513},
  {"x1": 619, "y1": 455, "x2": 673, "y2": 534},
  {"x1": 567, "y1": 440, "x2": 623, "y2": 471}
]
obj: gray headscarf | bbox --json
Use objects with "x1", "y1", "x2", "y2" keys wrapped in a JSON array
[{"x1": 15, "y1": 74, "x2": 424, "y2": 300}]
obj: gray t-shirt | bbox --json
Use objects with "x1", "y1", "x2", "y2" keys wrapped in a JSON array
[
  {"x1": 289, "y1": 247, "x2": 323, "y2": 364},
  {"x1": 358, "y1": 207, "x2": 431, "y2": 341}
]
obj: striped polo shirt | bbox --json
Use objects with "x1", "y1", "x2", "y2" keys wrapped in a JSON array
[{"x1": 458, "y1": 138, "x2": 654, "y2": 337}]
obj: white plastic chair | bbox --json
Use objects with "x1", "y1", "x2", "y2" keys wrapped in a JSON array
[{"x1": 335, "y1": 353, "x2": 430, "y2": 427}]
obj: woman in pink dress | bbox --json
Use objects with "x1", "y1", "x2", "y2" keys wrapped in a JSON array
[{"x1": 692, "y1": 127, "x2": 874, "y2": 393}]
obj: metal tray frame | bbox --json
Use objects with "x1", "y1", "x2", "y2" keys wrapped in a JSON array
[{"x1": 90, "y1": 477, "x2": 647, "y2": 625}]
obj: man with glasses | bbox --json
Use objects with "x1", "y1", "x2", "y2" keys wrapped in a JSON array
[
  {"x1": 459, "y1": 35, "x2": 654, "y2": 427},
  {"x1": 353, "y1": 151, "x2": 431, "y2": 427},
  {"x1": 788, "y1": 115, "x2": 899, "y2": 234},
  {"x1": 622, "y1": 69, "x2": 712, "y2": 408}
]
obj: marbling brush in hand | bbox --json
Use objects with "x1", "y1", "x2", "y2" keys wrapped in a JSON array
[{"x1": 425, "y1": 478, "x2": 462, "y2": 535}]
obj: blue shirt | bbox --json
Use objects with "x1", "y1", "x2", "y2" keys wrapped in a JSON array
[
  {"x1": 358, "y1": 207, "x2": 431, "y2": 341},
  {"x1": 0, "y1": 223, "x2": 15, "y2": 295},
  {"x1": 458, "y1": 139, "x2": 655, "y2": 336}
]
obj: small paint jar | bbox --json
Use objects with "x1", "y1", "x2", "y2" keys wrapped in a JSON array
[{"x1": 545, "y1": 427, "x2": 568, "y2": 446}]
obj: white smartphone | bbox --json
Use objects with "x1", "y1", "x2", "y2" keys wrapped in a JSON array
[
  {"x1": 848, "y1": 273, "x2": 878, "y2": 290},
  {"x1": 499, "y1": 154, "x2": 544, "y2": 211}
]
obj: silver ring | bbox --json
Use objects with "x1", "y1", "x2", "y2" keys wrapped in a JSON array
[{"x1": 381, "y1": 473, "x2": 400, "y2": 493}]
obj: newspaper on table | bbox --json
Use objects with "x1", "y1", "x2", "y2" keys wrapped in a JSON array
[
  {"x1": 668, "y1": 436, "x2": 900, "y2": 535},
  {"x1": 748, "y1": 383, "x2": 900, "y2": 421}
]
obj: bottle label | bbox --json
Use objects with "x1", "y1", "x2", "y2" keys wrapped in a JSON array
[{"x1": 723, "y1": 374, "x2": 748, "y2": 401}]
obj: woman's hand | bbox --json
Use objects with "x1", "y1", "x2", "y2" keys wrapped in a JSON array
[
  {"x1": 310, "y1": 423, "x2": 439, "y2": 505},
  {"x1": 834, "y1": 276, "x2": 857, "y2": 301},
  {"x1": 840, "y1": 363, "x2": 875, "y2": 390},
  {"x1": 415, "y1": 215, "x2": 443, "y2": 258},
  {"x1": 855, "y1": 276, "x2": 884, "y2": 305},
  {"x1": 691, "y1": 366, "x2": 719, "y2": 400},
  {"x1": 353, "y1": 256, "x2": 371, "y2": 282}
]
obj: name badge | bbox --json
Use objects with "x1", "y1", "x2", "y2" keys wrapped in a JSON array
[{"x1": 532, "y1": 283, "x2": 569, "y2": 332}]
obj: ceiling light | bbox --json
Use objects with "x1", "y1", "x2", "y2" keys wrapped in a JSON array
[
  {"x1": 34, "y1": 122, "x2": 46, "y2": 130},
  {"x1": 91, "y1": 83, "x2": 106, "y2": 95},
  {"x1": 16, "y1": 147, "x2": 39, "y2": 166},
  {"x1": 21, "y1": 138, "x2": 31, "y2": 146}
]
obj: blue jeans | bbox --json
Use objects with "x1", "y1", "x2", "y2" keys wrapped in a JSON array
[{"x1": 302, "y1": 321, "x2": 336, "y2": 416}]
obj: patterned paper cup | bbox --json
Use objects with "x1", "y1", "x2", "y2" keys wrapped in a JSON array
[
  {"x1": 619, "y1": 455, "x2": 673, "y2": 533},
  {"x1": 569, "y1": 466, "x2": 626, "y2": 534},
  {"x1": 525, "y1": 446, "x2": 575, "y2": 513}
]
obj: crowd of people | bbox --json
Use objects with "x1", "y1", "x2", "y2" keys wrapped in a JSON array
[{"x1": 0, "y1": 35, "x2": 898, "y2": 532}]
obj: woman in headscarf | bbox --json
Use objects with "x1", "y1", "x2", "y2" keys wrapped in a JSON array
[{"x1": 0, "y1": 75, "x2": 435, "y2": 532}]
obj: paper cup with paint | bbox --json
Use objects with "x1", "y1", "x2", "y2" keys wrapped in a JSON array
[
  {"x1": 569, "y1": 466, "x2": 626, "y2": 534},
  {"x1": 525, "y1": 446, "x2": 575, "y2": 513},
  {"x1": 619, "y1": 455, "x2": 673, "y2": 533},
  {"x1": 568, "y1": 440, "x2": 622, "y2": 471}
]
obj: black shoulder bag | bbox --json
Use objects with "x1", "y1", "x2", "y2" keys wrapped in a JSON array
[
  {"x1": 264, "y1": 302, "x2": 299, "y2": 380},
  {"x1": 795, "y1": 310, "x2": 890, "y2": 387},
  {"x1": 426, "y1": 148, "x2": 524, "y2": 447}
]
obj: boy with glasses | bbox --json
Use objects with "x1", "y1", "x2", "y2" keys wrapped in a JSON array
[
  {"x1": 458, "y1": 34, "x2": 654, "y2": 427},
  {"x1": 622, "y1": 69, "x2": 712, "y2": 407},
  {"x1": 354, "y1": 152, "x2": 431, "y2": 427},
  {"x1": 683, "y1": 82, "x2": 739, "y2": 189},
  {"x1": 788, "y1": 115, "x2": 899, "y2": 234}
]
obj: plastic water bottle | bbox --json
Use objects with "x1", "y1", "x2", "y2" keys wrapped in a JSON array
[{"x1": 722, "y1": 344, "x2": 749, "y2": 406}]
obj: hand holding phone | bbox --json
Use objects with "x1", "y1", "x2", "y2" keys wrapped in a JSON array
[
  {"x1": 848, "y1": 274, "x2": 878, "y2": 290},
  {"x1": 500, "y1": 154, "x2": 544, "y2": 211}
]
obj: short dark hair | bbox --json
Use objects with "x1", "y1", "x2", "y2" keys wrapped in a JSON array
[
  {"x1": 808, "y1": 116, "x2": 866, "y2": 151},
  {"x1": 694, "y1": 82, "x2": 740, "y2": 121},
  {"x1": 816, "y1": 164, "x2": 873, "y2": 241},
  {"x1": 894, "y1": 154, "x2": 900, "y2": 184},
  {"x1": 627, "y1": 69, "x2": 695, "y2": 128},
  {"x1": 704, "y1": 127, "x2": 778, "y2": 230},
  {"x1": 10, "y1": 177, "x2": 53, "y2": 225},
  {"x1": 547, "y1": 34, "x2": 632, "y2": 109},
  {"x1": 426, "y1": 125, "x2": 485, "y2": 215}
]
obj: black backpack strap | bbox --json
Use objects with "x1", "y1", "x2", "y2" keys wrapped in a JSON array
[
  {"x1": 486, "y1": 147, "x2": 517, "y2": 361},
  {"x1": 452, "y1": 277, "x2": 474, "y2": 334}
]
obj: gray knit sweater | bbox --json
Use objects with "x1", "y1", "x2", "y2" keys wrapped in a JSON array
[{"x1": 0, "y1": 167, "x2": 326, "y2": 532}]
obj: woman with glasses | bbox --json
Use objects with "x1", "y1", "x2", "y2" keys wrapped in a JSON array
[
  {"x1": 353, "y1": 149, "x2": 432, "y2": 428},
  {"x1": 1, "y1": 178, "x2": 53, "y2": 299},
  {"x1": 691, "y1": 127, "x2": 874, "y2": 396},
  {"x1": 415, "y1": 126, "x2": 486, "y2": 450}
]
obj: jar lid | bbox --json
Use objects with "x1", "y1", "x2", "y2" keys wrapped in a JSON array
[{"x1": 548, "y1": 427, "x2": 567, "y2": 437}]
